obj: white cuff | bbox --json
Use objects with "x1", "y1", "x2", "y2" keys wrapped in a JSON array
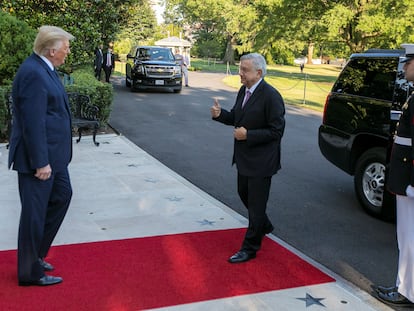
[{"x1": 406, "y1": 185, "x2": 414, "y2": 198}]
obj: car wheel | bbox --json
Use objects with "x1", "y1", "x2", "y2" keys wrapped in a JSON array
[
  {"x1": 125, "y1": 77, "x2": 131, "y2": 87},
  {"x1": 354, "y1": 147, "x2": 392, "y2": 219}
]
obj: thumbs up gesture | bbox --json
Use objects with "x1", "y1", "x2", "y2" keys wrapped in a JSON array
[{"x1": 211, "y1": 98, "x2": 221, "y2": 118}]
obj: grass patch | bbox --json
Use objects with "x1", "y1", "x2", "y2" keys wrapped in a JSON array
[
  {"x1": 114, "y1": 61, "x2": 126, "y2": 76},
  {"x1": 219, "y1": 63, "x2": 340, "y2": 111}
]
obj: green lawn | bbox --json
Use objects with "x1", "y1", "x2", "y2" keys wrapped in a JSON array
[
  {"x1": 191, "y1": 59, "x2": 341, "y2": 111},
  {"x1": 114, "y1": 58, "x2": 342, "y2": 111}
]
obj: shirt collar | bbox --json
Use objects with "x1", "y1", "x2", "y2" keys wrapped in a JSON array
[
  {"x1": 38, "y1": 54, "x2": 55, "y2": 71},
  {"x1": 246, "y1": 78, "x2": 262, "y2": 94}
]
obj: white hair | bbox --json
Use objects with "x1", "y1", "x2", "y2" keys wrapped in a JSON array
[
  {"x1": 33, "y1": 25, "x2": 74, "y2": 56},
  {"x1": 240, "y1": 53, "x2": 267, "y2": 77}
]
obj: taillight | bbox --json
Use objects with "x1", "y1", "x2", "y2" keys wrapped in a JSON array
[{"x1": 322, "y1": 92, "x2": 331, "y2": 124}]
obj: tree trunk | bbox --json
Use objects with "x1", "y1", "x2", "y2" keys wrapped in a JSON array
[
  {"x1": 307, "y1": 42, "x2": 314, "y2": 65},
  {"x1": 222, "y1": 34, "x2": 235, "y2": 65}
]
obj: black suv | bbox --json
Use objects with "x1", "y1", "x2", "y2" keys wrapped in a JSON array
[
  {"x1": 125, "y1": 46, "x2": 182, "y2": 93},
  {"x1": 318, "y1": 49, "x2": 413, "y2": 220}
]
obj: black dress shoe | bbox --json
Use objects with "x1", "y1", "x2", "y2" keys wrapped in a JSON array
[
  {"x1": 377, "y1": 290, "x2": 414, "y2": 307},
  {"x1": 228, "y1": 251, "x2": 256, "y2": 263},
  {"x1": 263, "y1": 224, "x2": 274, "y2": 235},
  {"x1": 39, "y1": 259, "x2": 54, "y2": 271},
  {"x1": 372, "y1": 284, "x2": 398, "y2": 295},
  {"x1": 19, "y1": 275, "x2": 63, "y2": 286}
]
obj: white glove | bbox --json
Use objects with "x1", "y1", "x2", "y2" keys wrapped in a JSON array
[{"x1": 406, "y1": 185, "x2": 414, "y2": 198}]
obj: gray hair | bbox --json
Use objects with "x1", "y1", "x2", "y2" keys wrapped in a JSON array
[
  {"x1": 33, "y1": 25, "x2": 74, "y2": 56},
  {"x1": 240, "y1": 53, "x2": 267, "y2": 77}
]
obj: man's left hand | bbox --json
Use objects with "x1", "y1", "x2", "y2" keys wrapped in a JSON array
[{"x1": 234, "y1": 127, "x2": 247, "y2": 140}]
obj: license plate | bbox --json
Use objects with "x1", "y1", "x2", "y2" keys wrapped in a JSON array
[{"x1": 155, "y1": 80, "x2": 164, "y2": 85}]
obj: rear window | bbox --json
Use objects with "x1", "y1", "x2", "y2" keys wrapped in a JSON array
[{"x1": 332, "y1": 57, "x2": 398, "y2": 101}]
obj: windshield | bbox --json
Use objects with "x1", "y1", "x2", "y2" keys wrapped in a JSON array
[{"x1": 137, "y1": 48, "x2": 174, "y2": 61}]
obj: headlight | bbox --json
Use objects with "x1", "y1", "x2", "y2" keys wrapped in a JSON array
[
  {"x1": 173, "y1": 65, "x2": 181, "y2": 75},
  {"x1": 133, "y1": 64, "x2": 145, "y2": 74}
]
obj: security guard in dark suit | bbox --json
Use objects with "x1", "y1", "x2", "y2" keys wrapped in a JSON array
[{"x1": 374, "y1": 44, "x2": 414, "y2": 307}]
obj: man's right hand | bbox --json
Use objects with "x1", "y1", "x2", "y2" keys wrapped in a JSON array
[
  {"x1": 35, "y1": 164, "x2": 52, "y2": 181},
  {"x1": 211, "y1": 99, "x2": 221, "y2": 118}
]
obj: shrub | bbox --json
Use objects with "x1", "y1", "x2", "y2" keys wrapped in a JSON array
[
  {"x1": 64, "y1": 67, "x2": 113, "y2": 125},
  {"x1": 0, "y1": 86, "x2": 12, "y2": 143},
  {"x1": 0, "y1": 12, "x2": 35, "y2": 85},
  {"x1": 0, "y1": 69, "x2": 113, "y2": 143}
]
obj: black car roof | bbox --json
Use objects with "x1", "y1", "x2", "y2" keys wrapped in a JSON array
[{"x1": 134, "y1": 46, "x2": 169, "y2": 50}]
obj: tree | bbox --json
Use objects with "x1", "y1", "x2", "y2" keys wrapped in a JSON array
[
  {"x1": 115, "y1": 0, "x2": 158, "y2": 57},
  {"x1": 320, "y1": 0, "x2": 414, "y2": 52},
  {"x1": 0, "y1": 11, "x2": 35, "y2": 85},
  {"x1": 253, "y1": 0, "x2": 414, "y2": 64},
  {"x1": 117, "y1": 0, "x2": 157, "y2": 45},
  {"x1": 1, "y1": 0, "x2": 145, "y2": 70},
  {"x1": 165, "y1": 0, "x2": 414, "y2": 65},
  {"x1": 165, "y1": 0, "x2": 256, "y2": 64}
]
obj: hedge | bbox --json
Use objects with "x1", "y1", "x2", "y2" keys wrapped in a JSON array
[
  {"x1": 63, "y1": 67, "x2": 114, "y2": 126},
  {"x1": 0, "y1": 68, "x2": 114, "y2": 143}
]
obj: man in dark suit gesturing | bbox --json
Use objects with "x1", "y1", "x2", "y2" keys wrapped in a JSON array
[
  {"x1": 211, "y1": 53, "x2": 285, "y2": 263},
  {"x1": 8, "y1": 25, "x2": 74, "y2": 286}
]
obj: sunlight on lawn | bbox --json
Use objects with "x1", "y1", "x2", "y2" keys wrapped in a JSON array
[{"x1": 222, "y1": 64, "x2": 341, "y2": 111}]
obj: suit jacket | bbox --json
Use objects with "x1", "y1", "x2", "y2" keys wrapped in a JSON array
[
  {"x1": 103, "y1": 52, "x2": 115, "y2": 69},
  {"x1": 214, "y1": 79, "x2": 285, "y2": 177},
  {"x1": 8, "y1": 53, "x2": 72, "y2": 173},
  {"x1": 94, "y1": 48, "x2": 103, "y2": 69},
  {"x1": 387, "y1": 92, "x2": 414, "y2": 195}
]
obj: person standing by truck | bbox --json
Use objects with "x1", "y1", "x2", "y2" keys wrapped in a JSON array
[
  {"x1": 175, "y1": 49, "x2": 189, "y2": 87},
  {"x1": 374, "y1": 43, "x2": 414, "y2": 307}
]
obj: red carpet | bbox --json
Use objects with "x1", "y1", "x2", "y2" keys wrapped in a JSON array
[{"x1": 0, "y1": 228, "x2": 334, "y2": 310}]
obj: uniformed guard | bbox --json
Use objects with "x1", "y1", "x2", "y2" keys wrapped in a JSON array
[{"x1": 374, "y1": 43, "x2": 414, "y2": 307}]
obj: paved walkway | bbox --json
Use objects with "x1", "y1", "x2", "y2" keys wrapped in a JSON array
[{"x1": 0, "y1": 135, "x2": 392, "y2": 310}]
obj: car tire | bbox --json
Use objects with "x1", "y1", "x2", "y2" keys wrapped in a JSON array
[
  {"x1": 354, "y1": 147, "x2": 395, "y2": 220},
  {"x1": 125, "y1": 78, "x2": 131, "y2": 87}
]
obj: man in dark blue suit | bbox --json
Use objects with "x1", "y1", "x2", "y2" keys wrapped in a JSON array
[
  {"x1": 8, "y1": 25, "x2": 74, "y2": 286},
  {"x1": 94, "y1": 44, "x2": 104, "y2": 80},
  {"x1": 211, "y1": 53, "x2": 285, "y2": 263}
]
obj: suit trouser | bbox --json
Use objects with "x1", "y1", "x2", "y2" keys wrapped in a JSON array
[
  {"x1": 396, "y1": 195, "x2": 414, "y2": 302},
  {"x1": 103, "y1": 66, "x2": 112, "y2": 82},
  {"x1": 95, "y1": 65, "x2": 102, "y2": 80},
  {"x1": 17, "y1": 168, "x2": 72, "y2": 282},
  {"x1": 237, "y1": 173, "x2": 273, "y2": 254},
  {"x1": 182, "y1": 67, "x2": 189, "y2": 85}
]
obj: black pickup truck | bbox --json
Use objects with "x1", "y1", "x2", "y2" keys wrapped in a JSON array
[
  {"x1": 318, "y1": 49, "x2": 413, "y2": 220},
  {"x1": 125, "y1": 46, "x2": 182, "y2": 93}
]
